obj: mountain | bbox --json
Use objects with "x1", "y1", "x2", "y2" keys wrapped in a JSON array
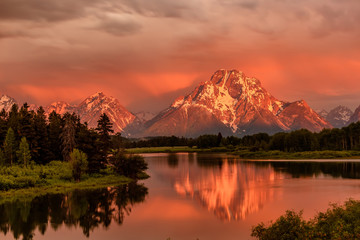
[
  {"x1": 46, "y1": 101, "x2": 76, "y2": 115},
  {"x1": 348, "y1": 105, "x2": 360, "y2": 124},
  {"x1": 134, "y1": 111, "x2": 156, "y2": 123},
  {"x1": 325, "y1": 106, "x2": 353, "y2": 128},
  {"x1": 76, "y1": 92, "x2": 136, "y2": 132},
  {"x1": 318, "y1": 109, "x2": 328, "y2": 119},
  {"x1": 0, "y1": 94, "x2": 17, "y2": 112},
  {"x1": 142, "y1": 69, "x2": 332, "y2": 137}
]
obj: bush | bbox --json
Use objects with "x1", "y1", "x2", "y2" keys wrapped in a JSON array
[
  {"x1": 69, "y1": 149, "x2": 88, "y2": 181},
  {"x1": 109, "y1": 149, "x2": 148, "y2": 179},
  {"x1": 252, "y1": 199, "x2": 360, "y2": 240}
]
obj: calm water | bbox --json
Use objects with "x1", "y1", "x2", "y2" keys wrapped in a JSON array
[{"x1": 2, "y1": 153, "x2": 360, "y2": 240}]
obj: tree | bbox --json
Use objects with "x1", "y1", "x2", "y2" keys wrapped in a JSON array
[
  {"x1": 48, "y1": 111, "x2": 63, "y2": 161},
  {"x1": 96, "y1": 113, "x2": 114, "y2": 169},
  {"x1": 61, "y1": 113, "x2": 76, "y2": 161},
  {"x1": 16, "y1": 137, "x2": 32, "y2": 167},
  {"x1": 3, "y1": 127, "x2": 16, "y2": 165},
  {"x1": 69, "y1": 148, "x2": 88, "y2": 181},
  {"x1": 33, "y1": 107, "x2": 51, "y2": 164},
  {"x1": 109, "y1": 149, "x2": 148, "y2": 179},
  {"x1": 0, "y1": 149, "x2": 5, "y2": 166}
]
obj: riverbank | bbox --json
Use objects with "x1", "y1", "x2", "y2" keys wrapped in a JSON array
[
  {"x1": 126, "y1": 147, "x2": 360, "y2": 159},
  {"x1": 0, "y1": 161, "x2": 134, "y2": 201}
]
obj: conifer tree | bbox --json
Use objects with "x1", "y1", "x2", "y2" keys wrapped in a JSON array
[
  {"x1": 33, "y1": 107, "x2": 51, "y2": 164},
  {"x1": 0, "y1": 109, "x2": 7, "y2": 144},
  {"x1": 17, "y1": 137, "x2": 31, "y2": 167},
  {"x1": 0, "y1": 149, "x2": 5, "y2": 166},
  {"x1": 96, "y1": 113, "x2": 114, "y2": 169},
  {"x1": 61, "y1": 113, "x2": 76, "y2": 161},
  {"x1": 3, "y1": 127, "x2": 16, "y2": 165},
  {"x1": 48, "y1": 111, "x2": 63, "y2": 161}
]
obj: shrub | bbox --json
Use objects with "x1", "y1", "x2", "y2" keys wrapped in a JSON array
[
  {"x1": 69, "y1": 149, "x2": 88, "y2": 181},
  {"x1": 252, "y1": 200, "x2": 360, "y2": 240},
  {"x1": 109, "y1": 149, "x2": 148, "y2": 179}
]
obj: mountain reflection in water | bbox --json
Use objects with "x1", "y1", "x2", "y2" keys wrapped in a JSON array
[
  {"x1": 0, "y1": 182, "x2": 147, "y2": 240},
  {"x1": 171, "y1": 154, "x2": 287, "y2": 221},
  {"x1": 161, "y1": 154, "x2": 360, "y2": 222}
]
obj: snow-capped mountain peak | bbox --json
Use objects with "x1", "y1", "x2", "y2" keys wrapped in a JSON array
[
  {"x1": 0, "y1": 94, "x2": 17, "y2": 112},
  {"x1": 143, "y1": 69, "x2": 332, "y2": 137},
  {"x1": 76, "y1": 92, "x2": 136, "y2": 132}
]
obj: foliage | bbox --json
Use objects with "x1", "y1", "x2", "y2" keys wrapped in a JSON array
[
  {"x1": 251, "y1": 199, "x2": 360, "y2": 240},
  {"x1": 69, "y1": 149, "x2": 88, "y2": 181},
  {"x1": 60, "y1": 113, "x2": 77, "y2": 162},
  {"x1": 109, "y1": 149, "x2": 148, "y2": 179},
  {"x1": 16, "y1": 137, "x2": 32, "y2": 167},
  {"x1": 3, "y1": 127, "x2": 16, "y2": 165}
]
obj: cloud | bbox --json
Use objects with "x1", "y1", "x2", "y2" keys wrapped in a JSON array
[
  {"x1": 94, "y1": 13, "x2": 142, "y2": 36},
  {"x1": 0, "y1": 0, "x2": 107, "y2": 22}
]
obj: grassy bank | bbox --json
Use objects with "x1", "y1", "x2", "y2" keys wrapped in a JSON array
[
  {"x1": 125, "y1": 146, "x2": 228, "y2": 154},
  {"x1": 232, "y1": 150, "x2": 360, "y2": 159},
  {"x1": 0, "y1": 161, "x2": 132, "y2": 201},
  {"x1": 126, "y1": 146, "x2": 360, "y2": 159}
]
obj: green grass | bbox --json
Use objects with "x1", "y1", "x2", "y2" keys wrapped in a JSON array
[
  {"x1": 232, "y1": 150, "x2": 360, "y2": 159},
  {"x1": 126, "y1": 146, "x2": 228, "y2": 153},
  {"x1": 0, "y1": 161, "x2": 133, "y2": 202}
]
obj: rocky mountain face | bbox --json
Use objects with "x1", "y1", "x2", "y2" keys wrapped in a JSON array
[
  {"x1": 318, "y1": 109, "x2": 328, "y2": 119},
  {"x1": 142, "y1": 69, "x2": 332, "y2": 137},
  {"x1": 325, "y1": 106, "x2": 353, "y2": 128},
  {"x1": 45, "y1": 101, "x2": 76, "y2": 115},
  {"x1": 0, "y1": 95, "x2": 17, "y2": 112},
  {"x1": 75, "y1": 92, "x2": 136, "y2": 132},
  {"x1": 348, "y1": 105, "x2": 360, "y2": 125}
]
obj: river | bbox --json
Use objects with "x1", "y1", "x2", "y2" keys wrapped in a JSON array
[{"x1": 2, "y1": 153, "x2": 360, "y2": 239}]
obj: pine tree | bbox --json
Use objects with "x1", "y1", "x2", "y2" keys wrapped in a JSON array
[
  {"x1": 95, "y1": 113, "x2": 114, "y2": 169},
  {"x1": 60, "y1": 113, "x2": 76, "y2": 161},
  {"x1": 33, "y1": 107, "x2": 51, "y2": 164},
  {"x1": 3, "y1": 127, "x2": 16, "y2": 165},
  {"x1": 17, "y1": 137, "x2": 32, "y2": 167},
  {"x1": 0, "y1": 109, "x2": 8, "y2": 144},
  {"x1": 48, "y1": 111, "x2": 63, "y2": 161},
  {"x1": 0, "y1": 149, "x2": 5, "y2": 166}
]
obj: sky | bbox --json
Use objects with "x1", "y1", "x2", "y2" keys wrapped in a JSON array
[{"x1": 1, "y1": 0, "x2": 360, "y2": 113}]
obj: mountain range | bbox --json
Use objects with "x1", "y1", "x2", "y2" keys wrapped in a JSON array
[{"x1": 1, "y1": 69, "x2": 359, "y2": 137}]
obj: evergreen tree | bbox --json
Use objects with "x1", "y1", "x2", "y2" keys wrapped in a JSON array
[
  {"x1": 0, "y1": 109, "x2": 8, "y2": 144},
  {"x1": 17, "y1": 137, "x2": 32, "y2": 167},
  {"x1": 95, "y1": 113, "x2": 114, "y2": 169},
  {"x1": 33, "y1": 107, "x2": 51, "y2": 164},
  {"x1": 7, "y1": 104, "x2": 19, "y2": 139},
  {"x1": 60, "y1": 113, "x2": 76, "y2": 161},
  {"x1": 0, "y1": 149, "x2": 5, "y2": 166},
  {"x1": 3, "y1": 127, "x2": 16, "y2": 165},
  {"x1": 48, "y1": 111, "x2": 63, "y2": 161}
]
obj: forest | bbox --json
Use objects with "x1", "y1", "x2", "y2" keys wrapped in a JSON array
[{"x1": 0, "y1": 103, "x2": 147, "y2": 190}]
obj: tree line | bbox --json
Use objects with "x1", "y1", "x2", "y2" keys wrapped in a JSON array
[
  {"x1": 0, "y1": 103, "x2": 147, "y2": 180},
  {"x1": 121, "y1": 122, "x2": 360, "y2": 152}
]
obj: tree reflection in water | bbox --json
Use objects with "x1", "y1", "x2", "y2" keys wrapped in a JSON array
[{"x1": 0, "y1": 182, "x2": 148, "y2": 240}]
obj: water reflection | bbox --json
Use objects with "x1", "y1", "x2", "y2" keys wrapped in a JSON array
[
  {"x1": 159, "y1": 154, "x2": 360, "y2": 222},
  {"x1": 172, "y1": 154, "x2": 286, "y2": 221},
  {"x1": 250, "y1": 161, "x2": 360, "y2": 179},
  {"x1": 0, "y1": 182, "x2": 147, "y2": 240}
]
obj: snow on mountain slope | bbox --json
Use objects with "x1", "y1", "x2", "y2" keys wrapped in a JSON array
[
  {"x1": 76, "y1": 92, "x2": 136, "y2": 132},
  {"x1": 0, "y1": 94, "x2": 17, "y2": 112},
  {"x1": 326, "y1": 106, "x2": 353, "y2": 128},
  {"x1": 143, "y1": 69, "x2": 332, "y2": 137}
]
